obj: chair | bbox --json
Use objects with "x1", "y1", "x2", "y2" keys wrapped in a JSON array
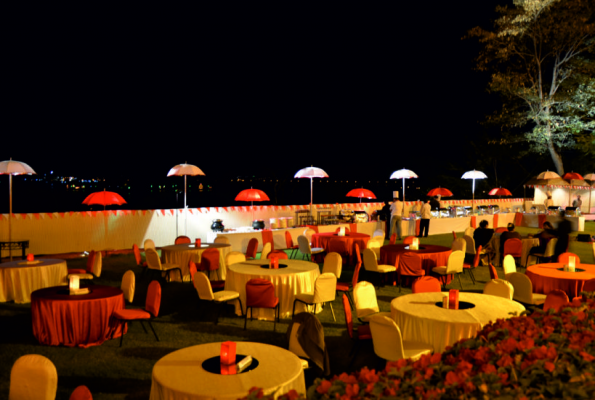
[
  {"x1": 543, "y1": 289, "x2": 569, "y2": 312},
  {"x1": 336, "y1": 244, "x2": 362, "y2": 307},
  {"x1": 304, "y1": 228, "x2": 317, "y2": 244},
  {"x1": 431, "y1": 250, "x2": 465, "y2": 289},
  {"x1": 464, "y1": 226, "x2": 475, "y2": 237},
  {"x1": 144, "y1": 239, "x2": 156, "y2": 251},
  {"x1": 285, "y1": 231, "x2": 299, "y2": 259},
  {"x1": 226, "y1": 251, "x2": 246, "y2": 269},
  {"x1": 362, "y1": 248, "x2": 396, "y2": 285},
  {"x1": 199, "y1": 248, "x2": 222, "y2": 281},
  {"x1": 558, "y1": 252, "x2": 581, "y2": 264},
  {"x1": 396, "y1": 252, "x2": 425, "y2": 292},
  {"x1": 462, "y1": 245, "x2": 481, "y2": 285},
  {"x1": 188, "y1": 260, "x2": 198, "y2": 282},
  {"x1": 373, "y1": 229, "x2": 384, "y2": 238},
  {"x1": 489, "y1": 263, "x2": 499, "y2": 280},
  {"x1": 463, "y1": 234, "x2": 490, "y2": 265},
  {"x1": 297, "y1": 235, "x2": 324, "y2": 261},
  {"x1": 502, "y1": 255, "x2": 517, "y2": 277},
  {"x1": 503, "y1": 238, "x2": 523, "y2": 266},
  {"x1": 369, "y1": 315, "x2": 433, "y2": 361},
  {"x1": 451, "y1": 238, "x2": 466, "y2": 253},
  {"x1": 69, "y1": 251, "x2": 102, "y2": 280},
  {"x1": 495, "y1": 227, "x2": 508, "y2": 233},
  {"x1": 245, "y1": 279, "x2": 279, "y2": 330},
  {"x1": 412, "y1": 276, "x2": 442, "y2": 293},
  {"x1": 341, "y1": 293, "x2": 372, "y2": 365},
  {"x1": 112, "y1": 280, "x2": 161, "y2": 346},
  {"x1": 506, "y1": 272, "x2": 547, "y2": 305},
  {"x1": 322, "y1": 252, "x2": 342, "y2": 278},
  {"x1": 132, "y1": 244, "x2": 148, "y2": 276},
  {"x1": 245, "y1": 238, "x2": 258, "y2": 260},
  {"x1": 214, "y1": 236, "x2": 230, "y2": 245},
  {"x1": 526, "y1": 238, "x2": 558, "y2": 267},
  {"x1": 452, "y1": 231, "x2": 457, "y2": 240},
  {"x1": 70, "y1": 385, "x2": 93, "y2": 400},
  {"x1": 353, "y1": 281, "x2": 391, "y2": 322},
  {"x1": 267, "y1": 250, "x2": 289, "y2": 260},
  {"x1": 389, "y1": 233, "x2": 397, "y2": 245},
  {"x1": 260, "y1": 242, "x2": 272, "y2": 260},
  {"x1": 121, "y1": 270, "x2": 135, "y2": 304},
  {"x1": 175, "y1": 235, "x2": 191, "y2": 245},
  {"x1": 9, "y1": 354, "x2": 58, "y2": 400},
  {"x1": 68, "y1": 249, "x2": 96, "y2": 275},
  {"x1": 287, "y1": 313, "x2": 330, "y2": 375},
  {"x1": 293, "y1": 273, "x2": 337, "y2": 321},
  {"x1": 145, "y1": 248, "x2": 182, "y2": 282},
  {"x1": 483, "y1": 279, "x2": 514, "y2": 300},
  {"x1": 366, "y1": 237, "x2": 382, "y2": 260},
  {"x1": 193, "y1": 271, "x2": 243, "y2": 324},
  {"x1": 403, "y1": 236, "x2": 416, "y2": 245}
]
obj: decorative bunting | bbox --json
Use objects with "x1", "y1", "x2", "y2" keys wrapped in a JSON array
[
  {"x1": 46, "y1": 213, "x2": 54, "y2": 219},
  {"x1": 33, "y1": 213, "x2": 40, "y2": 220}
]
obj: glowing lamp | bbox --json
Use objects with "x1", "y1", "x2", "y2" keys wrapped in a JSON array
[
  {"x1": 220, "y1": 341, "x2": 236, "y2": 365},
  {"x1": 69, "y1": 275, "x2": 80, "y2": 291},
  {"x1": 27, "y1": 253, "x2": 34, "y2": 262},
  {"x1": 449, "y1": 289, "x2": 459, "y2": 310},
  {"x1": 338, "y1": 227, "x2": 346, "y2": 237},
  {"x1": 568, "y1": 256, "x2": 576, "y2": 272},
  {"x1": 410, "y1": 238, "x2": 419, "y2": 250}
]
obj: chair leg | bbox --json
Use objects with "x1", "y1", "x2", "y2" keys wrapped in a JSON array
[
  {"x1": 147, "y1": 320, "x2": 159, "y2": 341},
  {"x1": 468, "y1": 269, "x2": 476, "y2": 285},
  {"x1": 236, "y1": 298, "x2": 244, "y2": 317},
  {"x1": 139, "y1": 320, "x2": 148, "y2": 334},
  {"x1": 457, "y1": 273, "x2": 464, "y2": 290},
  {"x1": 119, "y1": 321, "x2": 126, "y2": 347},
  {"x1": 244, "y1": 307, "x2": 250, "y2": 330},
  {"x1": 215, "y1": 303, "x2": 222, "y2": 325},
  {"x1": 329, "y1": 302, "x2": 336, "y2": 322}
]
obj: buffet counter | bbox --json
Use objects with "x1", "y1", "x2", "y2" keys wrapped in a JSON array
[{"x1": 400, "y1": 214, "x2": 516, "y2": 236}]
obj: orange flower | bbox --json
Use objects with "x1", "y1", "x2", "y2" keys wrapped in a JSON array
[
  {"x1": 580, "y1": 351, "x2": 595, "y2": 362},
  {"x1": 481, "y1": 363, "x2": 497, "y2": 374},
  {"x1": 544, "y1": 361, "x2": 555, "y2": 372},
  {"x1": 316, "y1": 380, "x2": 331, "y2": 394}
]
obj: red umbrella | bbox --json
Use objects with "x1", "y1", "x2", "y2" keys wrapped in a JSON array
[
  {"x1": 346, "y1": 188, "x2": 376, "y2": 203},
  {"x1": 488, "y1": 187, "x2": 512, "y2": 196},
  {"x1": 427, "y1": 187, "x2": 453, "y2": 197},
  {"x1": 562, "y1": 172, "x2": 584, "y2": 180},
  {"x1": 83, "y1": 189, "x2": 127, "y2": 210},
  {"x1": 235, "y1": 188, "x2": 270, "y2": 220}
]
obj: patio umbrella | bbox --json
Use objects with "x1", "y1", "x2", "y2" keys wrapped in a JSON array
[
  {"x1": 167, "y1": 163, "x2": 205, "y2": 235},
  {"x1": 235, "y1": 187, "x2": 270, "y2": 221},
  {"x1": 82, "y1": 189, "x2": 127, "y2": 210},
  {"x1": 536, "y1": 170, "x2": 561, "y2": 180},
  {"x1": 389, "y1": 169, "x2": 418, "y2": 203},
  {"x1": 562, "y1": 172, "x2": 583, "y2": 180},
  {"x1": 427, "y1": 187, "x2": 453, "y2": 197},
  {"x1": 0, "y1": 159, "x2": 36, "y2": 260},
  {"x1": 346, "y1": 188, "x2": 376, "y2": 203},
  {"x1": 294, "y1": 166, "x2": 329, "y2": 213},
  {"x1": 488, "y1": 187, "x2": 512, "y2": 196},
  {"x1": 461, "y1": 170, "x2": 487, "y2": 212}
]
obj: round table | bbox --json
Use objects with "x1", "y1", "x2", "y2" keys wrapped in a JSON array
[
  {"x1": 161, "y1": 243, "x2": 231, "y2": 281},
  {"x1": 312, "y1": 232, "x2": 370, "y2": 262},
  {"x1": 0, "y1": 258, "x2": 68, "y2": 303},
  {"x1": 391, "y1": 292, "x2": 525, "y2": 353},
  {"x1": 380, "y1": 244, "x2": 452, "y2": 283},
  {"x1": 224, "y1": 259, "x2": 320, "y2": 320},
  {"x1": 526, "y1": 263, "x2": 595, "y2": 298},
  {"x1": 149, "y1": 342, "x2": 306, "y2": 400},
  {"x1": 31, "y1": 285, "x2": 125, "y2": 348}
]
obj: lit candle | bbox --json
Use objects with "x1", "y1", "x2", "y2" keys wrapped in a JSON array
[
  {"x1": 220, "y1": 341, "x2": 236, "y2": 365},
  {"x1": 411, "y1": 238, "x2": 419, "y2": 250},
  {"x1": 338, "y1": 227, "x2": 346, "y2": 237},
  {"x1": 569, "y1": 256, "x2": 575, "y2": 272},
  {"x1": 69, "y1": 275, "x2": 80, "y2": 292},
  {"x1": 449, "y1": 289, "x2": 459, "y2": 310},
  {"x1": 27, "y1": 253, "x2": 34, "y2": 262}
]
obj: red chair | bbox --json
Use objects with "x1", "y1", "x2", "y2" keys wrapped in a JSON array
[
  {"x1": 132, "y1": 244, "x2": 147, "y2": 277},
  {"x1": 452, "y1": 231, "x2": 457, "y2": 240},
  {"x1": 543, "y1": 290, "x2": 569, "y2": 312},
  {"x1": 403, "y1": 236, "x2": 416, "y2": 245},
  {"x1": 199, "y1": 248, "x2": 221, "y2": 280},
  {"x1": 503, "y1": 238, "x2": 523, "y2": 267},
  {"x1": 495, "y1": 227, "x2": 508, "y2": 233},
  {"x1": 489, "y1": 263, "x2": 498, "y2": 280},
  {"x1": 113, "y1": 280, "x2": 161, "y2": 347},
  {"x1": 583, "y1": 278, "x2": 595, "y2": 293},
  {"x1": 397, "y1": 252, "x2": 425, "y2": 292},
  {"x1": 246, "y1": 238, "x2": 258, "y2": 260},
  {"x1": 342, "y1": 293, "x2": 371, "y2": 367},
  {"x1": 245, "y1": 279, "x2": 279, "y2": 331},
  {"x1": 558, "y1": 252, "x2": 581, "y2": 264},
  {"x1": 70, "y1": 385, "x2": 92, "y2": 400},
  {"x1": 267, "y1": 250, "x2": 289, "y2": 260},
  {"x1": 412, "y1": 276, "x2": 441, "y2": 293},
  {"x1": 188, "y1": 260, "x2": 198, "y2": 282},
  {"x1": 285, "y1": 231, "x2": 299, "y2": 259},
  {"x1": 337, "y1": 244, "x2": 363, "y2": 308},
  {"x1": 335, "y1": 227, "x2": 350, "y2": 234},
  {"x1": 175, "y1": 236, "x2": 191, "y2": 245},
  {"x1": 463, "y1": 245, "x2": 481, "y2": 285},
  {"x1": 389, "y1": 233, "x2": 397, "y2": 245},
  {"x1": 68, "y1": 250, "x2": 96, "y2": 275}
]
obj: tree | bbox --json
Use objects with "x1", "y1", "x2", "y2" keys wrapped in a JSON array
[{"x1": 468, "y1": 0, "x2": 595, "y2": 174}]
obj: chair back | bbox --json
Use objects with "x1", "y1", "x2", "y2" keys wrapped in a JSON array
[
  {"x1": 403, "y1": 236, "x2": 416, "y2": 245},
  {"x1": 284, "y1": 231, "x2": 295, "y2": 249},
  {"x1": 145, "y1": 248, "x2": 162, "y2": 270},
  {"x1": 188, "y1": 260, "x2": 198, "y2": 281},
  {"x1": 322, "y1": 252, "x2": 342, "y2": 278},
  {"x1": 544, "y1": 289, "x2": 569, "y2": 312},
  {"x1": 353, "y1": 281, "x2": 379, "y2": 319},
  {"x1": 412, "y1": 276, "x2": 441, "y2": 293},
  {"x1": 193, "y1": 270, "x2": 214, "y2": 301},
  {"x1": 483, "y1": 279, "x2": 514, "y2": 300},
  {"x1": 583, "y1": 278, "x2": 595, "y2": 293},
  {"x1": 267, "y1": 250, "x2": 289, "y2": 260},
  {"x1": 121, "y1": 270, "x2": 135, "y2": 303},
  {"x1": 389, "y1": 233, "x2": 397, "y2": 245},
  {"x1": 304, "y1": 228, "x2": 316, "y2": 243},
  {"x1": 464, "y1": 226, "x2": 475, "y2": 237},
  {"x1": 489, "y1": 263, "x2": 498, "y2": 280},
  {"x1": 503, "y1": 238, "x2": 523, "y2": 257},
  {"x1": 362, "y1": 248, "x2": 379, "y2": 272},
  {"x1": 463, "y1": 235, "x2": 476, "y2": 255},
  {"x1": 226, "y1": 251, "x2": 246, "y2": 268},
  {"x1": 335, "y1": 227, "x2": 351, "y2": 234},
  {"x1": 145, "y1": 280, "x2": 162, "y2": 317},
  {"x1": 144, "y1": 239, "x2": 156, "y2": 251},
  {"x1": 313, "y1": 273, "x2": 337, "y2": 303},
  {"x1": 297, "y1": 235, "x2": 312, "y2": 255},
  {"x1": 495, "y1": 227, "x2": 508, "y2": 233},
  {"x1": 366, "y1": 238, "x2": 382, "y2": 260},
  {"x1": 341, "y1": 294, "x2": 355, "y2": 340},
  {"x1": 86, "y1": 250, "x2": 96, "y2": 273},
  {"x1": 328, "y1": 238, "x2": 348, "y2": 258},
  {"x1": 544, "y1": 238, "x2": 558, "y2": 257},
  {"x1": 246, "y1": 238, "x2": 258, "y2": 259},
  {"x1": 92, "y1": 251, "x2": 102, "y2": 277},
  {"x1": 9, "y1": 354, "x2": 58, "y2": 400},
  {"x1": 200, "y1": 248, "x2": 220, "y2": 272},
  {"x1": 471, "y1": 245, "x2": 482, "y2": 268},
  {"x1": 132, "y1": 244, "x2": 143, "y2": 266},
  {"x1": 352, "y1": 244, "x2": 362, "y2": 288},
  {"x1": 445, "y1": 250, "x2": 464, "y2": 274},
  {"x1": 373, "y1": 229, "x2": 384, "y2": 238},
  {"x1": 288, "y1": 322, "x2": 309, "y2": 359},
  {"x1": 246, "y1": 278, "x2": 278, "y2": 308},
  {"x1": 502, "y1": 255, "x2": 517, "y2": 276},
  {"x1": 452, "y1": 231, "x2": 457, "y2": 240},
  {"x1": 175, "y1": 236, "x2": 191, "y2": 245},
  {"x1": 398, "y1": 252, "x2": 424, "y2": 277},
  {"x1": 70, "y1": 385, "x2": 92, "y2": 400},
  {"x1": 506, "y1": 272, "x2": 534, "y2": 304},
  {"x1": 558, "y1": 252, "x2": 580, "y2": 264},
  {"x1": 214, "y1": 236, "x2": 230, "y2": 245},
  {"x1": 260, "y1": 242, "x2": 272, "y2": 260},
  {"x1": 451, "y1": 238, "x2": 466, "y2": 253},
  {"x1": 369, "y1": 315, "x2": 406, "y2": 361}
]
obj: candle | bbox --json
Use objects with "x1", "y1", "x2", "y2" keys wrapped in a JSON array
[
  {"x1": 411, "y1": 238, "x2": 419, "y2": 250},
  {"x1": 569, "y1": 256, "x2": 576, "y2": 272},
  {"x1": 220, "y1": 341, "x2": 236, "y2": 365},
  {"x1": 195, "y1": 238, "x2": 201, "y2": 247},
  {"x1": 26, "y1": 253, "x2": 34, "y2": 262},
  {"x1": 338, "y1": 227, "x2": 346, "y2": 237},
  {"x1": 69, "y1": 275, "x2": 80, "y2": 292},
  {"x1": 442, "y1": 294, "x2": 449, "y2": 309},
  {"x1": 449, "y1": 289, "x2": 459, "y2": 310}
]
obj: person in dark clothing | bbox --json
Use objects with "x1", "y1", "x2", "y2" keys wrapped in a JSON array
[
  {"x1": 473, "y1": 220, "x2": 494, "y2": 249},
  {"x1": 429, "y1": 196, "x2": 440, "y2": 211},
  {"x1": 500, "y1": 223, "x2": 521, "y2": 255},
  {"x1": 530, "y1": 221, "x2": 556, "y2": 254},
  {"x1": 554, "y1": 213, "x2": 571, "y2": 262}
]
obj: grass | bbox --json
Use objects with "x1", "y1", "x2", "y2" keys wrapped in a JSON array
[{"x1": 1, "y1": 221, "x2": 594, "y2": 399}]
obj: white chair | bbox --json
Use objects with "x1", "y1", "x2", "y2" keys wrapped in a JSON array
[
  {"x1": 144, "y1": 239, "x2": 156, "y2": 251},
  {"x1": 362, "y1": 248, "x2": 396, "y2": 275},
  {"x1": 369, "y1": 315, "x2": 433, "y2": 361},
  {"x1": 121, "y1": 270, "x2": 135, "y2": 304},
  {"x1": 372, "y1": 229, "x2": 385, "y2": 241},
  {"x1": 145, "y1": 248, "x2": 182, "y2": 282},
  {"x1": 292, "y1": 273, "x2": 337, "y2": 321},
  {"x1": 322, "y1": 252, "x2": 342, "y2": 278},
  {"x1": 502, "y1": 255, "x2": 517, "y2": 277},
  {"x1": 9, "y1": 354, "x2": 58, "y2": 400},
  {"x1": 260, "y1": 242, "x2": 272, "y2": 260},
  {"x1": 214, "y1": 236, "x2": 230, "y2": 245},
  {"x1": 483, "y1": 279, "x2": 514, "y2": 300},
  {"x1": 431, "y1": 250, "x2": 465, "y2": 289},
  {"x1": 366, "y1": 237, "x2": 383, "y2": 260},
  {"x1": 297, "y1": 235, "x2": 324, "y2": 261},
  {"x1": 193, "y1": 271, "x2": 243, "y2": 324},
  {"x1": 353, "y1": 281, "x2": 391, "y2": 322},
  {"x1": 464, "y1": 226, "x2": 475, "y2": 237},
  {"x1": 225, "y1": 251, "x2": 246, "y2": 269},
  {"x1": 451, "y1": 238, "x2": 466, "y2": 253},
  {"x1": 463, "y1": 235, "x2": 477, "y2": 256},
  {"x1": 506, "y1": 272, "x2": 547, "y2": 305},
  {"x1": 303, "y1": 228, "x2": 317, "y2": 244}
]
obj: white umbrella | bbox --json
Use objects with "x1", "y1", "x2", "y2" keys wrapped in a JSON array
[
  {"x1": 0, "y1": 159, "x2": 36, "y2": 260},
  {"x1": 294, "y1": 166, "x2": 329, "y2": 213},
  {"x1": 389, "y1": 168, "x2": 418, "y2": 203},
  {"x1": 461, "y1": 169, "x2": 487, "y2": 212},
  {"x1": 536, "y1": 170, "x2": 561, "y2": 180},
  {"x1": 167, "y1": 163, "x2": 205, "y2": 235}
]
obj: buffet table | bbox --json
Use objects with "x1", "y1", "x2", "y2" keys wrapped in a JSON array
[
  {"x1": 391, "y1": 292, "x2": 525, "y2": 353},
  {"x1": 380, "y1": 244, "x2": 452, "y2": 283},
  {"x1": 0, "y1": 258, "x2": 68, "y2": 303},
  {"x1": 149, "y1": 342, "x2": 306, "y2": 400},
  {"x1": 526, "y1": 263, "x2": 595, "y2": 299},
  {"x1": 31, "y1": 285, "x2": 126, "y2": 348},
  {"x1": 161, "y1": 243, "x2": 231, "y2": 281},
  {"x1": 224, "y1": 259, "x2": 320, "y2": 320}
]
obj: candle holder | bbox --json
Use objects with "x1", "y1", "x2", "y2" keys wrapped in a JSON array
[
  {"x1": 195, "y1": 238, "x2": 202, "y2": 247},
  {"x1": 220, "y1": 341, "x2": 236, "y2": 365},
  {"x1": 448, "y1": 289, "x2": 459, "y2": 310},
  {"x1": 269, "y1": 258, "x2": 279, "y2": 269},
  {"x1": 26, "y1": 253, "x2": 34, "y2": 262},
  {"x1": 338, "y1": 227, "x2": 346, "y2": 237},
  {"x1": 69, "y1": 275, "x2": 89, "y2": 295},
  {"x1": 410, "y1": 238, "x2": 419, "y2": 250}
]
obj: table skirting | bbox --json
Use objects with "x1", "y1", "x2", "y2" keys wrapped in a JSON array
[
  {"x1": 0, "y1": 258, "x2": 68, "y2": 304},
  {"x1": 527, "y1": 262, "x2": 595, "y2": 298},
  {"x1": 162, "y1": 243, "x2": 231, "y2": 281}
]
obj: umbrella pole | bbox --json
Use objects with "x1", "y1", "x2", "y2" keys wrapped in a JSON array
[
  {"x1": 184, "y1": 175, "x2": 187, "y2": 235},
  {"x1": 402, "y1": 177, "x2": 405, "y2": 203},
  {"x1": 8, "y1": 174, "x2": 12, "y2": 261},
  {"x1": 472, "y1": 179, "x2": 475, "y2": 213},
  {"x1": 310, "y1": 178, "x2": 313, "y2": 214}
]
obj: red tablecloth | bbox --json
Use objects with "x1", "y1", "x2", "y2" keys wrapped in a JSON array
[
  {"x1": 380, "y1": 244, "x2": 453, "y2": 283},
  {"x1": 311, "y1": 232, "x2": 370, "y2": 261},
  {"x1": 31, "y1": 285, "x2": 126, "y2": 348},
  {"x1": 526, "y1": 263, "x2": 595, "y2": 298}
]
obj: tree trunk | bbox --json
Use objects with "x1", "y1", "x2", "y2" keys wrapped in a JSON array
[{"x1": 547, "y1": 137, "x2": 565, "y2": 176}]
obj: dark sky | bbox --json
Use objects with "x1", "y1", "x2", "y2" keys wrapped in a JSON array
[{"x1": 5, "y1": 2, "x2": 506, "y2": 187}]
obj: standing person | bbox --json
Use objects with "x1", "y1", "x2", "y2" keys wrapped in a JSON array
[
  {"x1": 572, "y1": 195, "x2": 582, "y2": 209},
  {"x1": 544, "y1": 195, "x2": 554, "y2": 209},
  {"x1": 554, "y1": 212, "x2": 571, "y2": 262},
  {"x1": 418, "y1": 199, "x2": 431, "y2": 238},
  {"x1": 380, "y1": 200, "x2": 391, "y2": 239},
  {"x1": 390, "y1": 193, "x2": 404, "y2": 240},
  {"x1": 429, "y1": 196, "x2": 440, "y2": 211}
]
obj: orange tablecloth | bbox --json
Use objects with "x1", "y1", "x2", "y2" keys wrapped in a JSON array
[
  {"x1": 526, "y1": 263, "x2": 595, "y2": 298},
  {"x1": 380, "y1": 244, "x2": 453, "y2": 284},
  {"x1": 31, "y1": 285, "x2": 125, "y2": 348},
  {"x1": 311, "y1": 232, "x2": 370, "y2": 261}
]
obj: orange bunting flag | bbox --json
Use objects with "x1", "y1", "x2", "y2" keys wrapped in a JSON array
[
  {"x1": 205, "y1": 207, "x2": 210, "y2": 212},
  {"x1": 161, "y1": 210, "x2": 166, "y2": 216},
  {"x1": 59, "y1": 212, "x2": 65, "y2": 218},
  {"x1": 34, "y1": 213, "x2": 40, "y2": 220},
  {"x1": 47, "y1": 213, "x2": 54, "y2": 219}
]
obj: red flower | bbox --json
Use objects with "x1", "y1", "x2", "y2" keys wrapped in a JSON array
[
  {"x1": 481, "y1": 363, "x2": 497, "y2": 374},
  {"x1": 316, "y1": 380, "x2": 331, "y2": 394},
  {"x1": 430, "y1": 353, "x2": 442, "y2": 364},
  {"x1": 518, "y1": 337, "x2": 535, "y2": 351},
  {"x1": 544, "y1": 362, "x2": 555, "y2": 372},
  {"x1": 424, "y1": 368, "x2": 434, "y2": 379},
  {"x1": 580, "y1": 351, "x2": 595, "y2": 362},
  {"x1": 247, "y1": 387, "x2": 264, "y2": 399},
  {"x1": 345, "y1": 383, "x2": 360, "y2": 398},
  {"x1": 445, "y1": 371, "x2": 460, "y2": 386},
  {"x1": 359, "y1": 367, "x2": 379, "y2": 384},
  {"x1": 497, "y1": 354, "x2": 513, "y2": 368}
]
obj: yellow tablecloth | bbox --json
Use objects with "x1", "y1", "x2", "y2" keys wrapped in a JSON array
[
  {"x1": 162, "y1": 243, "x2": 231, "y2": 281},
  {"x1": 225, "y1": 259, "x2": 320, "y2": 320},
  {"x1": 149, "y1": 342, "x2": 306, "y2": 400},
  {"x1": 391, "y1": 292, "x2": 525, "y2": 353},
  {"x1": 0, "y1": 258, "x2": 68, "y2": 304}
]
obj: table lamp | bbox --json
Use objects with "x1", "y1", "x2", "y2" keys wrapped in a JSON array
[
  {"x1": 27, "y1": 253, "x2": 34, "y2": 262},
  {"x1": 449, "y1": 289, "x2": 459, "y2": 310},
  {"x1": 195, "y1": 238, "x2": 201, "y2": 247},
  {"x1": 220, "y1": 341, "x2": 236, "y2": 365}
]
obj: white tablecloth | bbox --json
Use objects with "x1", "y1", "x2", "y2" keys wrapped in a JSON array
[
  {"x1": 0, "y1": 258, "x2": 68, "y2": 303},
  {"x1": 521, "y1": 214, "x2": 585, "y2": 231},
  {"x1": 225, "y1": 259, "x2": 320, "y2": 320},
  {"x1": 149, "y1": 342, "x2": 306, "y2": 400},
  {"x1": 162, "y1": 243, "x2": 231, "y2": 281},
  {"x1": 391, "y1": 292, "x2": 525, "y2": 353}
]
